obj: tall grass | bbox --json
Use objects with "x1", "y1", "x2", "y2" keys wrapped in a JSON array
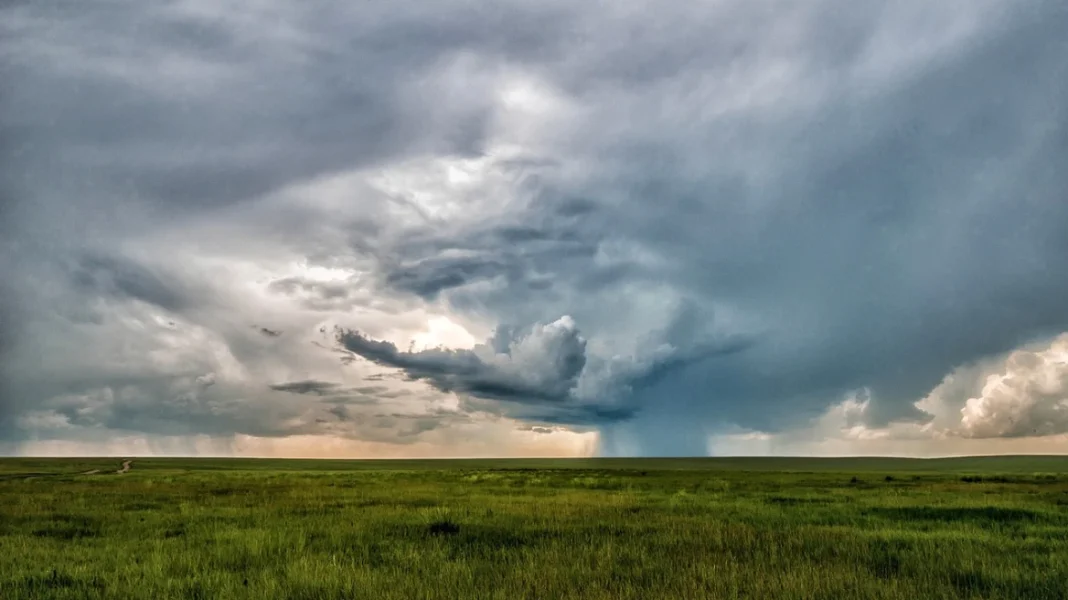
[{"x1": 2, "y1": 457, "x2": 1067, "y2": 599}]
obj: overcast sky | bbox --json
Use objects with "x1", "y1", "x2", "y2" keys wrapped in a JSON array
[{"x1": 2, "y1": 0, "x2": 1067, "y2": 457}]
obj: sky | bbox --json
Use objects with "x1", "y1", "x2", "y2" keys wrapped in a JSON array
[{"x1": 1, "y1": 0, "x2": 1067, "y2": 458}]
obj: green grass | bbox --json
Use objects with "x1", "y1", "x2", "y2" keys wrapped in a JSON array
[{"x1": 2, "y1": 456, "x2": 1067, "y2": 599}]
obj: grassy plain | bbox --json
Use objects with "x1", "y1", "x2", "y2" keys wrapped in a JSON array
[{"x1": 2, "y1": 456, "x2": 1068, "y2": 599}]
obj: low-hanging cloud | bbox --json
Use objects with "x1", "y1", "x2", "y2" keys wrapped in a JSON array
[
  {"x1": 336, "y1": 313, "x2": 758, "y2": 428},
  {"x1": 336, "y1": 316, "x2": 592, "y2": 408}
]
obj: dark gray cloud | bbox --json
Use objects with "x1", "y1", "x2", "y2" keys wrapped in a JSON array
[
  {"x1": 269, "y1": 380, "x2": 341, "y2": 396},
  {"x1": 336, "y1": 317, "x2": 589, "y2": 406},
  {"x1": 2, "y1": 0, "x2": 1066, "y2": 455},
  {"x1": 518, "y1": 425, "x2": 556, "y2": 435},
  {"x1": 268, "y1": 380, "x2": 393, "y2": 406},
  {"x1": 266, "y1": 276, "x2": 381, "y2": 312},
  {"x1": 1, "y1": 1, "x2": 561, "y2": 216},
  {"x1": 70, "y1": 252, "x2": 192, "y2": 313},
  {"x1": 378, "y1": 216, "x2": 599, "y2": 300},
  {"x1": 335, "y1": 314, "x2": 756, "y2": 428}
]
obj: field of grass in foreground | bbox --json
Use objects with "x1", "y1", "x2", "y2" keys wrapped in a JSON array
[{"x1": 2, "y1": 456, "x2": 1068, "y2": 599}]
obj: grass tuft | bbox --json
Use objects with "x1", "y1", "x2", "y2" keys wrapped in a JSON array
[{"x1": 427, "y1": 519, "x2": 461, "y2": 536}]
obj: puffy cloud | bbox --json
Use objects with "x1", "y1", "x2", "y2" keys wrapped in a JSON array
[
  {"x1": 928, "y1": 334, "x2": 1068, "y2": 438},
  {"x1": 709, "y1": 334, "x2": 1068, "y2": 454}
]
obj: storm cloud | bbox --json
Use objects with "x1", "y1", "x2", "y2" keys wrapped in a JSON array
[
  {"x1": 340, "y1": 318, "x2": 584, "y2": 396},
  {"x1": 269, "y1": 380, "x2": 342, "y2": 396},
  {"x1": 2, "y1": 0, "x2": 1067, "y2": 456}
]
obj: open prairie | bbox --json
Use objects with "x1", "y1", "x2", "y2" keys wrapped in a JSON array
[{"x1": 3, "y1": 456, "x2": 1068, "y2": 599}]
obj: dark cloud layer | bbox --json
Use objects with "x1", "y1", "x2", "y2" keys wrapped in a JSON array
[
  {"x1": 336, "y1": 313, "x2": 759, "y2": 430},
  {"x1": 2, "y1": 0, "x2": 1067, "y2": 455},
  {"x1": 71, "y1": 252, "x2": 192, "y2": 313},
  {"x1": 337, "y1": 317, "x2": 589, "y2": 406},
  {"x1": 269, "y1": 380, "x2": 341, "y2": 396}
]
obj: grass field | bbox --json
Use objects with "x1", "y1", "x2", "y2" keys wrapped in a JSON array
[{"x1": 2, "y1": 456, "x2": 1068, "y2": 599}]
